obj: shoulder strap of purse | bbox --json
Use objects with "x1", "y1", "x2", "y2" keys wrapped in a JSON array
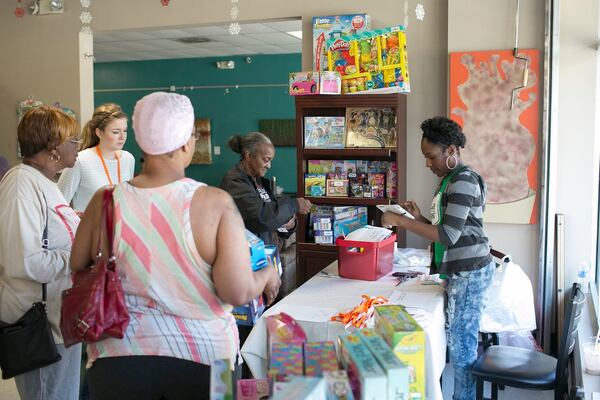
[
  {"x1": 41, "y1": 193, "x2": 49, "y2": 303},
  {"x1": 95, "y1": 188, "x2": 116, "y2": 269}
]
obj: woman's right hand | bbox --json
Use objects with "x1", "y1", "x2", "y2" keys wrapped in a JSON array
[
  {"x1": 401, "y1": 201, "x2": 422, "y2": 220},
  {"x1": 263, "y1": 262, "x2": 281, "y2": 306},
  {"x1": 296, "y1": 198, "x2": 312, "y2": 215}
]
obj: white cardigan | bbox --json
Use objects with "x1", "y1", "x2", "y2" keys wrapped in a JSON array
[
  {"x1": 57, "y1": 147, "x2": 135, "y2": 212},
  {"x1": 0, "y1": 165, "x2": 80, "y2": 344}
]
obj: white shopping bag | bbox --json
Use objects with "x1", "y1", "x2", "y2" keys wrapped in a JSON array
[{"x1": 480, "y1": 255, "x2": 537, "y2": 333}]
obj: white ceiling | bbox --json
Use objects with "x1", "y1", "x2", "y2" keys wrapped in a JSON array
[{"x1": 93, "y1": 19, "x2": 302, "y2": 63}]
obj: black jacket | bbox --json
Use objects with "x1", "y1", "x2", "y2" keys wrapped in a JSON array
[{"x1": 220, "y1": 163, "x2": 298, "y2": 246}]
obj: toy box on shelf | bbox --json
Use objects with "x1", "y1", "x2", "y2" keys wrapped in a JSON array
[
  {"x1": 327, "y1": 25, "x2": 410, "y2": 94},
  {"x1": 313, "y1": 14, "x2": 371, "y2": 72},
  {"x1": 290, "y1": 71, "x2": 342, "y2": 96}
]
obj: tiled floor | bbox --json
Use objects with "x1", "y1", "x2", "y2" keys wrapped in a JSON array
[
  {"x1": 0, "y1": 377, "x2": 18, "y2": 400},
  {"x1": 0, "y1": 363, "x2": 555, "y2": 400}
]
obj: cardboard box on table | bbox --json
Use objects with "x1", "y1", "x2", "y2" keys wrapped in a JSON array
[
  {"x1": 374, "y1": 305, "x2": 425, "y2": 400},
  {"x1": 338, "y1": 333, "x2": 387, "y2": 400},
  {"x1": 358, "y1": 328, "x2": 410, "y2": 400},
  {"x1": 304, "y1": 341, "x2": 339, "y2": 377}
]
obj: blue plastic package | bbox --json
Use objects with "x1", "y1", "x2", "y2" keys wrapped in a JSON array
[{"x1": 246, "y1": 230, "x2": 268, "y2": 271}]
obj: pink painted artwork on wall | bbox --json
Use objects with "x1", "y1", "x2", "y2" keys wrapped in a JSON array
[{"x1": 449, "y1": 49, "x2": 539, "y2": 224}]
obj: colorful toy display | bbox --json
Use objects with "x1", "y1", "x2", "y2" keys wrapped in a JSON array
[
  {"x1": 312, "y1": 14, "x2": 371, "y2": 72},
  {"x1": 327, "y1": 25, "x2": 410, "y2": 94},
  {"x1": 338, "y1": 333, "x2": 387, "y2": 400}
]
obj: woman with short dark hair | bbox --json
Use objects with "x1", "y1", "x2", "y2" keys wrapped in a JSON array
[
  {"x1": 382, "y1": 116, "x2": 494, "y2": 400},
  {"x1": 0, "y1": 106, "x2": 82, "y2": 400}
]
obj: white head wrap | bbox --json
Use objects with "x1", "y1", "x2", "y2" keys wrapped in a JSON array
[{"x1": 132, "y1": 92, "x2": 194, "y2": 155}]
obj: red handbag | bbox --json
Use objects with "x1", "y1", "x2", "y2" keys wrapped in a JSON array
[{"x1": 60, "y1": 188, "x2": 130, "y2": 348}]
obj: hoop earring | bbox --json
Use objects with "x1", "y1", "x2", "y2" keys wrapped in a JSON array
[
  {"x1": 446, "y1": 154, "x2": 458, "y2": 170},
  {"x1": 50, "y1": 152, "x2": 61, "y2": 162}
]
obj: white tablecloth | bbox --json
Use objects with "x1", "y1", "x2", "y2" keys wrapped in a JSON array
[{"x1": 240, "y1": 261, "x2": 447, "y2": 400}]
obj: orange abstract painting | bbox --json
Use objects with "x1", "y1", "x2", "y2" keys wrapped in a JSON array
[{"x1": 449, "y1": 49, "x2": 539, "y2": 224}]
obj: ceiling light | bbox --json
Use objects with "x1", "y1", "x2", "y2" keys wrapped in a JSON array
[{"x1": 286, "y1": 30, "x2": 302, "y2": 40}]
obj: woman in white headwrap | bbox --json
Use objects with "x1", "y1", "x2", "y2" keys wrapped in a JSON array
[{"x1": 70, "y1": 92, "x2": 280, "y2": 400}]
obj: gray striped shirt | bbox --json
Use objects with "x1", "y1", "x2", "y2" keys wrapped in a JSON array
[{"x1": 435, "y1": 166, "x2": 492, "y2": 274}]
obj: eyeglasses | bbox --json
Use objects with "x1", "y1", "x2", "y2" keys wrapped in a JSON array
[{"x1": 67, "y1": 138, "x2": 83, "y2": 145}]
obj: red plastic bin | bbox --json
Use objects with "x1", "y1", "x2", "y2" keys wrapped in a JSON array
[{"x1": 335, "y1": 234, "x2": 396, "y2": 281}]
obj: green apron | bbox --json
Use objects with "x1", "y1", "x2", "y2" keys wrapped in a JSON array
[{"x1": 431, "y1": 166, "x2": 467, "y2": 276}]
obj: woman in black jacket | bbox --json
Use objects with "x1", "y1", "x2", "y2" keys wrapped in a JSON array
[{"x1": 220, "y1": 132, "x2": 311, "y2": 247}]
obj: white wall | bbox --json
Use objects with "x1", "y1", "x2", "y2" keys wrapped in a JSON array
[
  {"x1": 556, "y1": 0, "x2": 600, "y2": 285},
  {"x1": 447, "y1": 0, "x2": 545, "y2": 288}
]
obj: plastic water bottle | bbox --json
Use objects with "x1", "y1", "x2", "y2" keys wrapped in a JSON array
[{"x1": 577, "y1": 262, "x2": 589, "y2": 292}]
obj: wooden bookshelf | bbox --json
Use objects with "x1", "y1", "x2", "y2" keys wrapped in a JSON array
[{"x1": 295, "y1": 93, "x2": 407, "y2": 285}]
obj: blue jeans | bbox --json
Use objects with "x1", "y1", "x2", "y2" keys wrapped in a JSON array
[
  {"x1": 14, "y1": 343, "x2": 81, "y2": 400},
  {"x1": 446, "y1": 261, "x2": 495, "y2": 400}
]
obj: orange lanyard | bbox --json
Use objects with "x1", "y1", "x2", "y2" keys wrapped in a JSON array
[{"x1": 95, "y1": 146, "x2": 121, "y2": 185}]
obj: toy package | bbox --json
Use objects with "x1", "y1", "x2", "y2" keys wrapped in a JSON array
[
  {"x1": 327, "y1": 25, "x2": 410, "y2": 94},
  {"x1": 333, "y1": 206, "x2": 368, "y2": 238},
  {"x1": 304, "y1": 341, "x2": 339, "y2": 377},
  {"x1": 236, "y1": 379, "x2": 270, "y2": 400},
  {"x1": 374, "y1": 305, "x2": 426, "y2": 400},
  {"x1": 272, "y1": 376, "x2": 327, "y2": 400},
  {"x1": 267, "y1": 312, "x2": 307, "y2": 352},
  {"x1": 345, "y1": 108, "x2": 397, "y2": 148},
  {"x1": 386, "y1": 162, "x2": 398, "y2": 199},
  {"x1": 290, "y1": 71, "x2": 320, "y2": 96},
  {"x1": 232, "y1": 294, "x2": 265, "y2": 326},
  {"x1": 338, "y1": 334, "x2": 387, "y2": 400},
  {"x1": 326, "y1": 179, "x2": 349, "y2": 197},
  {"x1": 313, "y1": 14, "x2": 371, "y2": 72},
  {"x1": 268, "y1": 343, "x2": 304, "y2": 382},
  {"x1": 209, "y1": 359, "x2": 233, "y2": 400},
  {"x1": 246, "y1": 230, "x2": 268, "y2": 271},
  {"x1": 304, "y1": 116, "x2": 346, "y2": 149},
  {"x1": 358, "y1": 329, "x2": 410, "y2": 400},
  {"x1": 320, "y1": 71, "x2": 342, "y2": 94},
  {"x1": 323, "y1": 370, "x2": 355, "y2": 400},
  {"x1": 368, "y1": 173, "x2": 386, "y2": 199},
  {"x1": 305, "y1": 174, "x2": 327, "y2": 196}
]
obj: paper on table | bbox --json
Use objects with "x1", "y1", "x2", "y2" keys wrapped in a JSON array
[
  {"x1": 376, "y1": 204, "x2": 415, "y2": 219},
  {"x1": 344, "y1": 225, "x2": 393, "y2": 242},
  {"x1": 388, "y1": 290, "x2": 442, "y2": 308},
  {"x1": 277, "y1": 305, "x2": 339, "y2": 323}
]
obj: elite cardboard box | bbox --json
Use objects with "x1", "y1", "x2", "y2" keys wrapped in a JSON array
[
  {"x1": 374, "y1": 305, "x2": 425, "y2": 400},
  {"x1": 338, "y1": 333, "x2": 387, "y2": 400},
  {"x1": 358, "y1": 329, "x2": 409, "y2": 400}
]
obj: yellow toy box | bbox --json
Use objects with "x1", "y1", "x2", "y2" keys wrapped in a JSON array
[
  {"x1": 326, "y1": 25, "x2": 410, "y2": 94},
  {"x1": 374, "y1": 305, "x2": 425, "y2": 400}
]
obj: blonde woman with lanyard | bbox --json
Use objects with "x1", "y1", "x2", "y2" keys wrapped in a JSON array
[
  {"x1": 382, "y1": 116, "x2": 494, "y2": 400},
  {"x1": 58, "y1": 103, "x2": 135, "y2": 213}
]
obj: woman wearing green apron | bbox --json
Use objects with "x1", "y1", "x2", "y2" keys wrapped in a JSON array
[{"x1": 382, "y1": 116, "x2": 494, "y2": 400}]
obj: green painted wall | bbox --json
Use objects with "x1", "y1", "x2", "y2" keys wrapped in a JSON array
[{"x1": 94, "y1": 53, "x2": 300, "y2": 191}]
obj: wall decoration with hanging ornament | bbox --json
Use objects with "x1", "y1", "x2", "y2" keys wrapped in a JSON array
[
  {"x1": 15, "y1": 0, "x2": 25, "y2": 18},
  {"x1": 80, "y1": 0, "x2": 93, "y2": 34},
  {"x1": 229, "y1": 0, "x2": 241, "y2": 35}
]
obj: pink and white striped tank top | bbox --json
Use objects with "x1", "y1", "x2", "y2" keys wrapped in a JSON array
[{"x1": 87, "y1": 179, "x2": 239, "y2": 369}]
